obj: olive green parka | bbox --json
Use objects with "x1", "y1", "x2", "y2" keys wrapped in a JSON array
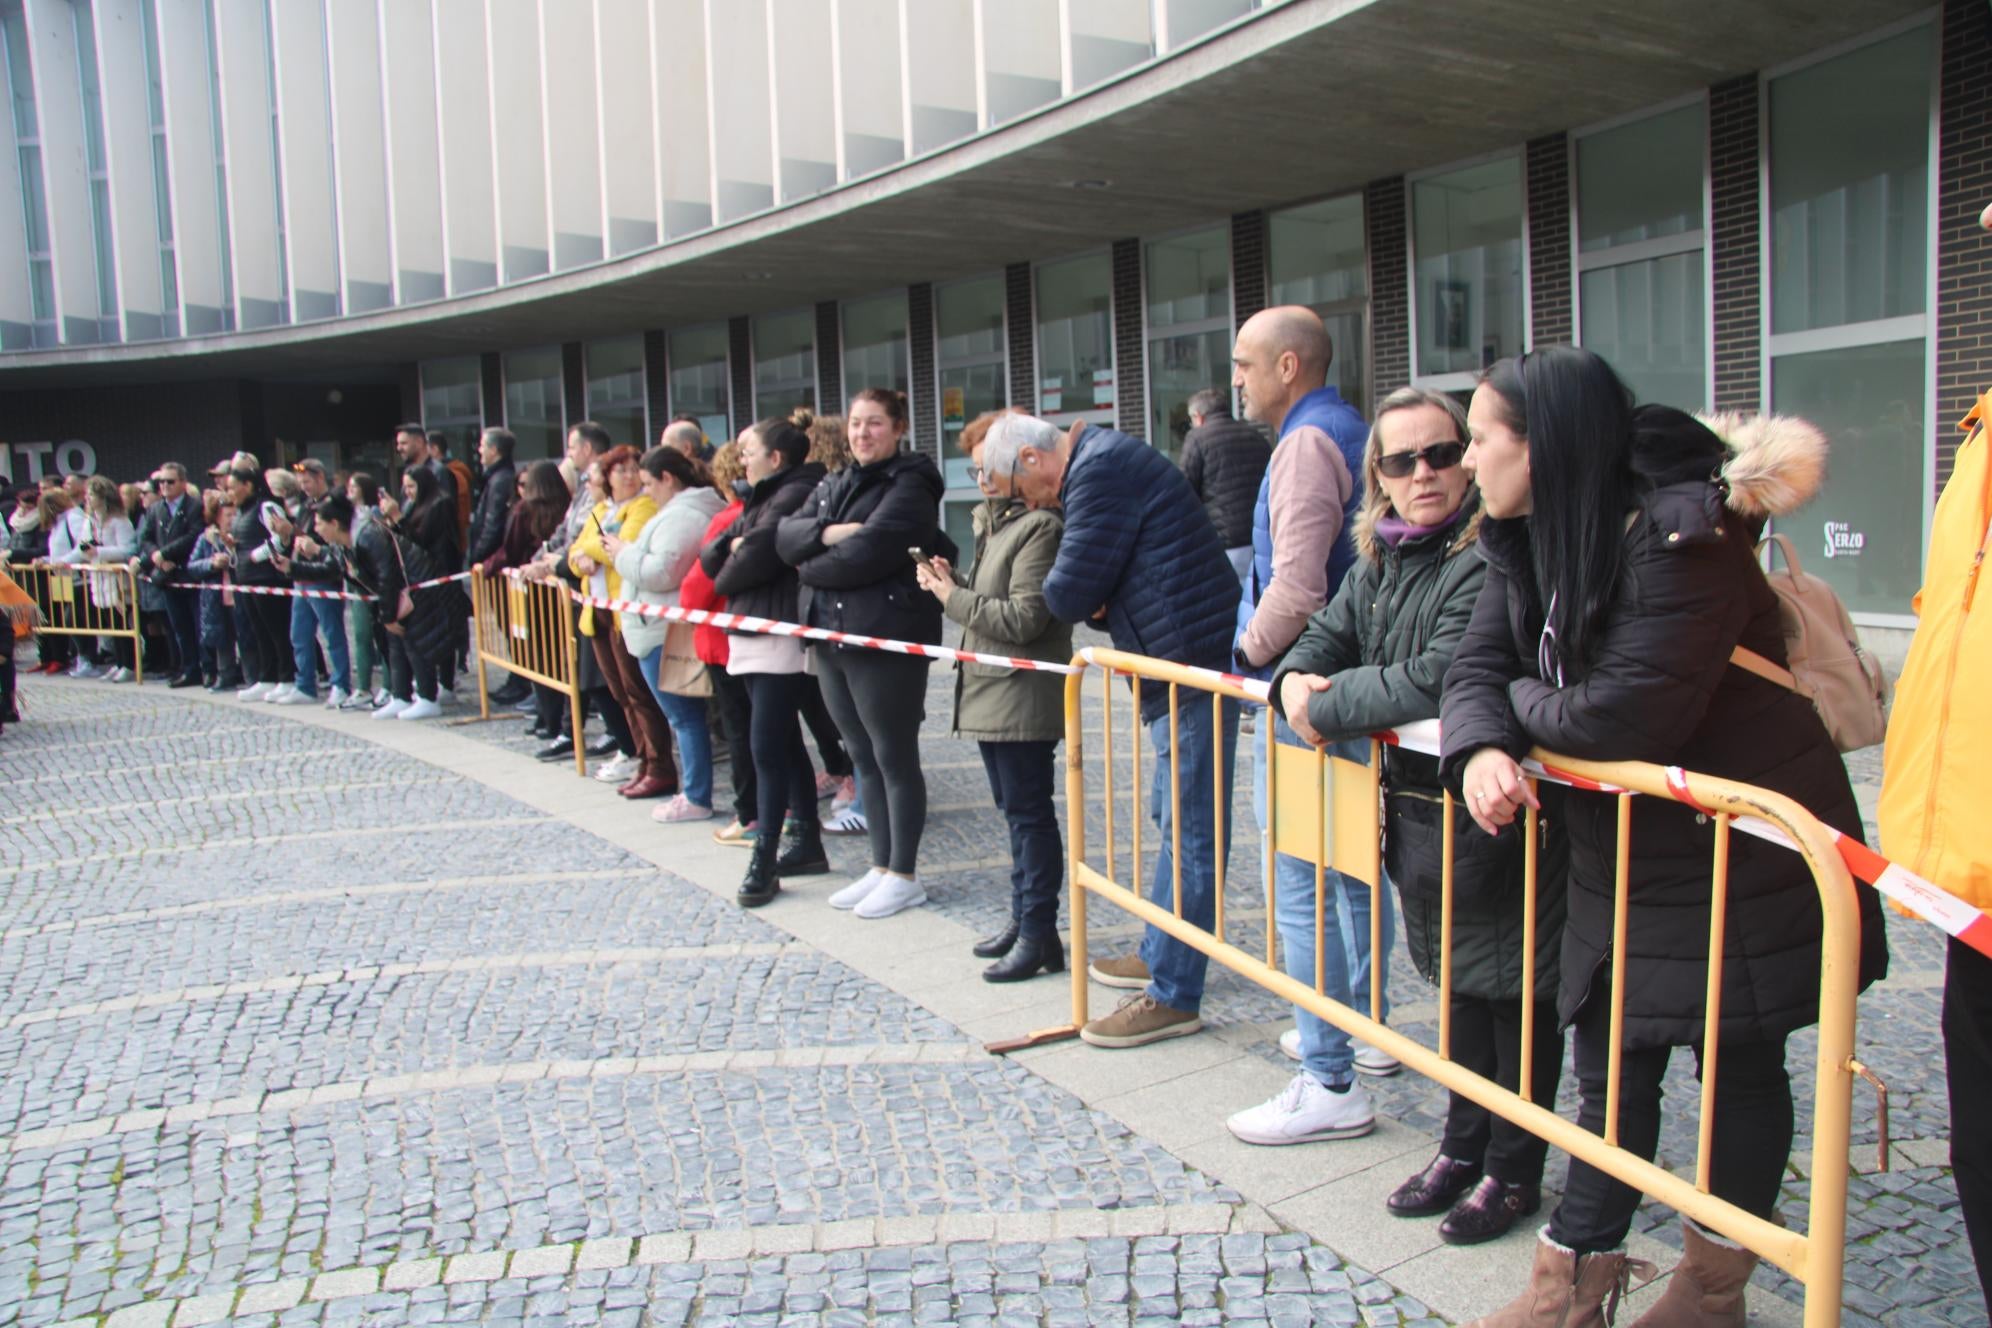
[{"x1": 942, "y1": 498, "x2": 1073, "y2": 743}]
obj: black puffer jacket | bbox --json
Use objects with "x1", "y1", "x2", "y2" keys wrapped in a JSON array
[
  {"x1": 467, "y1": 460, "x2": 515, "y2": 566},
  {"x1": 1179, "y1": 413, "x2": 1271, "y2": 549},
  {"x1": 702, "y1": 462, "x2": 825, "y2": 626},
  {"x1": 345, "y1": 519, "x2": 455, "y2": 664},
  {"x1": 230, "y1": 495, "x2": 286, "y2": 585},
  {"x1": 1271, "y1": 491, "x2": 1564, "y2": 1001},
  {"x1": 776, "y1": 451, "x2": 957, "y2": 648},
  {"x1": 1439, "y1": 414, "x2": 1888, "y2": 1048}
]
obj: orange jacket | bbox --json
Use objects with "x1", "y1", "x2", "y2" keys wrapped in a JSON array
[{"x1": 1879, "y1": 393, "x2": 1992, "y2": 910}]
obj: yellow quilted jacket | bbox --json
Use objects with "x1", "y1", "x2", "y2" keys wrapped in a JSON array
[
  {"x1": 1879, "y1": 394, "x2": 1992, "y2": 910},
  {"x1": 569, "y1": 495, "x2": 658, "y2": 637}
]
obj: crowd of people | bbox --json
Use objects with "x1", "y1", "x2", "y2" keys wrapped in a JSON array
[{"x1": 3, "y1": 299, "x2": 1986, "y2": 1325}]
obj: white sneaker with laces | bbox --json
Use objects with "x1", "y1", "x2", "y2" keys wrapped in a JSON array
[
  {"x1": 325, "y1": 686, "x2": 351, "y2": 709},
  {"x1": 827, "y1": 869, "x2": 884, "y2": 910},
  {"x1": 372, "y1": 687, "x2": 392, "y2": 707},
  {"x1": 237, "y1": 682, "x2": 271, "y2": 701},
  {"x1": 854, "y1": 873, "x2": 927, "y2": 919},
  {"x1": 824, "y1": 807, "x2": 868, "y2": 835},
  {"x1": 1226, "y1": 1073, "x2": 1374, "y2": 1145},
  {"x1": 594, "y1": 752, "x2": 637, "y2": 783},
  {"x1": 272, "y1": 688, "x2": 316, "y2": 705},
  {"x1": 1277, "y1": 1027, "x2": 1403, "y2": 1077},
  {"x1": 105, "y1": 666, "x2": 130, "y2": 682},
  {"x1": 398, "y1": 697, "x2": 443, "y2": 721},
  {"x1": 263, "y1": 683, "x2": 298, "y2": 703},
  {"x1": 370, "y1": 698, "x2": 408, "y2": 721},
  {"x1": 340, "y1": 691, "x2": 374, "y2": 710}
]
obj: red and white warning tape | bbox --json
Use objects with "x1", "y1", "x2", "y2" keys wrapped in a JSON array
[{"x1": 156, "y1": 570, "x2": 471, "y2": 604}]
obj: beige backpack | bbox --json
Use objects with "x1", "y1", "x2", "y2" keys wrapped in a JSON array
[{"x1": 1728, "y1": 533, "x2": 1890, "y2": 752}]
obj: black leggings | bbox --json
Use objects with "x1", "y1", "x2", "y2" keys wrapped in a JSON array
[
  {"x1": 1550, "y1": 988, "x2": 1792, "y2": 1253},
  {"x1": 1439, "y1": 994, "x2": 1564, "y2": 1187},
  {"x1": 814, "y1": 648, "x2": 930, "y2": 875},
  {"x1": 741, "y1": 671, "x2": 816, "y2": 838},
  {"x1": 243, "y1": 594, "x2": 293, "y2": 685},
  {"x1": 799, "y1": 676, "x2": 853, "y2": 778},
  {"x1": 710, "y1": 664, "x2": 757, "y2": 825}
]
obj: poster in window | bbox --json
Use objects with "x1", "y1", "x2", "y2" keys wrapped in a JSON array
[{"x1": 1435, "y1": 281, "x2": 1471, "y2": 353}]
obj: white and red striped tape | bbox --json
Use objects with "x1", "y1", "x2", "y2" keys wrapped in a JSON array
[{"x1": 158, "y1": 570, "x2": 471, "y2": 603}]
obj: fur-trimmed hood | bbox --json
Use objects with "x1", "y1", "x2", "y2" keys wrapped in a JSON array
[
  {"x1": 1697, "y1": 411, "x2": 1828, "y2": 518},
  {"x1": 1351, "y1": 489, "x2": 1483, "y2": 565}
]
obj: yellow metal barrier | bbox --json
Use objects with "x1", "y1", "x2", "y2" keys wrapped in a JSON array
[
  {"x1": 10, "y1": 560, "x2": 145, "y2": 683},
  {"x1": 468, "y1": 570, "x2": 585, "y2": 776},
  {"x1": 1061, "y1": 648, "x2": 1860, "y2": 1328}
]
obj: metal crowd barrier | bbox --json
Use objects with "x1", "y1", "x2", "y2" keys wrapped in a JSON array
[
  {"x1": 1060, "y1": 648, "x2": 1860, "y2": 1328},
  {"x1": 467, "y1": 569, "x2": 585, "y2": 776},
  {"x1": 10, "y1": 560, "x2": 145, "y2": 683}
]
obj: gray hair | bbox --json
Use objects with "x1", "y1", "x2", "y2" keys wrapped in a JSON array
[
  {"x1": 1187, "y1": 388, "x2": 1230, "y2": 422},
  {"x1": 980, "y1": 414, "x2": 1063, "y2": 476}
]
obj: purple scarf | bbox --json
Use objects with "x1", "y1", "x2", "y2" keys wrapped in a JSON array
[{"x1": 1373, "y1": 500, "x2": 1470, "y2": 549}]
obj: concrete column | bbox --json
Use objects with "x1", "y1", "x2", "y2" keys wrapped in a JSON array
[
  {"x1": 539, "y1": 0, "x2": 602, "y2": 269},
  {"x1": 325, "y1": 0, "x2": 394, "y2": 312},
  {"x1": 654, "y1": 0, "x2": 711, "y2": 237},
  {"x1": 435, "y1": 0, "x2": 497, "y2": 293},
  {"x1": 595, "y1": 0, "x2": 656, "y2": 254},
  {"x1": 269, "y1": 0, "x2": 340, "y2": 319},
  {"x1": 379, "y1": 0, "x2": 444, "y2": 302},
  {"x1": 153, "y1": 0, "x2": 226, "y2": 333}
]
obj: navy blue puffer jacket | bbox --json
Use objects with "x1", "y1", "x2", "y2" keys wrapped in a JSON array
[{"x1": 1042, "y1": 424, "x2": 1236, "y2": 720}]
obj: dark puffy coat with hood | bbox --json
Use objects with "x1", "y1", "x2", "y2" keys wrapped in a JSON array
[
  {"x1": 777, "y1": 450, "x2": 957, "y2": 647},
  {"x1": 467, "y1": 459, "x2": 516, "y2": 566},
  {"x1": 1042, "y1": 423, "x2": 1237, "y2": 719},
  {"x1": 1439, "y1": 409, "x2": 1888, "y2": 1049},
  {"x1": 1180, "y1": 413, "x2": 1271, "y2": 549},
  {"x1": 1272, "y1": 490, "x2": 1564, "y2": 1001},
  {"x1": 702, "y1": 461, "x2": 826, "y2": 626},
  {"x1": 345, "y1": 518, "x2": 456, "y2": 664}
]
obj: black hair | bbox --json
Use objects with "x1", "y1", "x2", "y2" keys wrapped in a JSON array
[
  {"x1": 641, "y1": 444, "x2": 712, "y2": 490},
  {"x1": 1479, "y1": 346, "x2": 1636, "y2": 679},
  {"x1": 750, "y1": 417, "x2": 811, "y2": 470},
  {"x1": 570, "y1": 420, "x2": 613, "y2": 455},
  {"x1": 403, "y1": 462, "x2": 443, "y2": 509},
  {"x1": 313, "y1": 494, "x2": 356, "y2": 530},
  {"x1": 348, "y1": 472, "x2": 380, "y2": 505},
  {"x1": 481, "y1": 427, "x2": 516, "y2": 462},
  {"x1": 395, "y1": 422, "x2": 426, "y2": 440}
]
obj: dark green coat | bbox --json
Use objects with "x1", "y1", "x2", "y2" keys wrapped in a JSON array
[
  {"x1": 1270, "y1": 492, "x2": 1564, "y2": 1001},
  {"x1": 943, "y1": 499, "x2": 1072, "y2": 743}
]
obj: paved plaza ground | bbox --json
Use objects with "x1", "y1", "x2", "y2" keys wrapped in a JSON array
[{"x1": 0, "y1": 654, "x2": 1979, "y2": 1327}]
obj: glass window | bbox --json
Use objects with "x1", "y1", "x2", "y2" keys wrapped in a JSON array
[
  {"x1": 1035, "y1": 252, "x2": 1113, "y2": 423},
  {"x1": 1411, "y1": 158, "x2": 1524, "y2": 380},
  {"x1": 841, "y1": 291, "x2": 909, "y2": 408},
  {"x1": 1575, "y1": 103, "x2": 1707, "y2": 410},
  {"x1": 936, "y1": 274, "x2": 1006, "y2": 487},
  {"x1": 1769, "y1": 25, "x2": 1931, "y2": 335},
  {"x1": 502, "y1": 346, "x2": 564, "y2": 461},
  {"x1": 754, "y1": 309, "x2": 815, "y2": 420},
  {"x1": 1269, "y1": 194, "x2": 1368, "y2": 414},
  {"x1": 1145, "y1": 228, "x2": 1230, "y2": 457},
  {"x1": 1770, "y1": 339, "x2": 1925, "y2": 616},
  {"x1": 421, "y1": 356, "x2": 484, "y2": 462},
  {"x1": 668, "y1": 323, "x2": 730, "y2": 443},
  {"x1": 1145, "y1": 227, "x2": 1228, "y2": 330}
]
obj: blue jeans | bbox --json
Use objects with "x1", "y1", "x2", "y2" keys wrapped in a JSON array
[
  {"x1": 1253, "y1": 714, "x2": 1396, "y2": 1088},
  {"x1": 1138, "y1": 693, "x2": 1240, "y2": 1014},
  {"x1": 638, "y1": 647, "x2": 713, "y2": 809},
  {"x1": 289, "y1": 588, "x2": 350, "y2": 697}
]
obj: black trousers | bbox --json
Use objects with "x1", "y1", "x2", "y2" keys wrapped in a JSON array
[
  {"x1": 1439, "y1": 994, "x2": 1564, "y2": 1186},
  {"x1": 710, "y1": 664, "x2": 757, "y2": 825},
  {"x1": 799, "y1": 675, "x2": 853, "y2": 778},
  {"x1": 1945, "y1": 936, "x2": 1992, "y2": 1313},
  {"x1": 814, "y1": 648, "x2": 930, "y2": 875},
  {"x1": 1550, "y1": 988, "x2": 1791, "y2": 1253},
  {"x1": 979, "y1": 739, "x2": 1062, "y2": 935},
  {"x1": 162, "y1": 587, "x2": 201, "y2": 679},
  {"x1": 388, "y1": 631, "x2": 437, "y2": 702},
  {"x1": 741, "y1": 671, "x2": 815, "y2": 837},
  {"x1": 242, "y1": 594, "x2": 293, "y2": 684}
]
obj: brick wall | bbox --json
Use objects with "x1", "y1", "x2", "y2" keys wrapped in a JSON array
[
  {"x1": 561, "y1": 342, "x2": 586, "y2": 425},
  {"x1": 1938, "y1": 0, "x2": 1992, "y2": 490},
  {"x1": 729, "y1": 316, "x2": 753, "y2": 436},
  {"x1": 814, "y1": 300, "x2": 842, "y2": 413},
  {"x1": 1709, "y1": 73, "x2": 1762, "y2": 413},
  {"x1": 1526, "y1": 133, "x2": 1573, "y2": 346},
  {"x1": 1005, "y1": 263, "x2": 1034, "y2": 410},
  {"x1": 480, "y1": 352, "x2": 504, "y2": 428},
  {"x1": 909, "y1": 282, "x2": 938, "y2": 458},
  {"x1": 643, "y1": 329, "x2": 669, "y2": 434},
  {"x1": 1112, "y1": 237, "x2": 1144, "y2": 436},
  {"x1": 1231, "y1": 210, "x2": 1267, "y2": 328},
  {"x1": 1366, "y1": 178, "x2": 1409, "y2": 401}
]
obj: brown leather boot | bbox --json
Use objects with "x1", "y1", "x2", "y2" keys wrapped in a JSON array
[
  {"x1": 1467, "y1": 1227, "x2": 1656, "y2": 1328},
  {"x1": 1628, "y1": 1222, "x2": 1758, "y2": 1327}
]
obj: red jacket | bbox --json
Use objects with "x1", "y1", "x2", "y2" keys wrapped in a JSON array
[{"x1": 678, "y1": 499, "x2": 742, "y2": 665}]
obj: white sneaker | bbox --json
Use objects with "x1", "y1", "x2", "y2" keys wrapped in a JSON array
[
  {"x1": 372, "y1": 687, "x2": 392, "y2": 707},
  {"x1": 594, "y1": 752, "x2": 637, "y2": 783},
  {"x1": 398, "y1": 697, "x2": 443, "y2": 721},
  {"x1": 103, "y1": 665, "x2": 129, "y2": 683},
  {"x1": 1277, "y1": 1027, "x2": 1403, "y2": 1078},
  {"x1": 854, "y1": 873, "x2": 927, "y2": 919},
  {"x1": 339, "y1": 692, "x2": 374, "y2": 711},
  {"x1": 370, "y1": 698, "x2": 408, "y2": 721},
  {"x1": 263, "y1": 683, "x2": 298, "y2": 703},
  {"x1": 237, "y1": 682, "x2": 271, "y2": 701},
  {"x1": 272, "y1": 688, "x2": 317, "y2": 705},
  {"x1": 827, "y1": 868, "x2": 884, "y2": 911},
  {"x1": 1226, "y1": 1073, "x2": 1375, "y2": 1145},
  {"x1": 437, "y1": 687, "x2": 458, "y2": 706},
  {"x1": 325, "y1": 686, "x2": 351, "y2": 709}
]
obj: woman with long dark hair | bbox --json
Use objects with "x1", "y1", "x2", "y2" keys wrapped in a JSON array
[
  {"x1": 777, "y1": 389, "x2": 955, "y2": 920},
  {"x1": 376, "y1": 465, "x2": 457, "y2": 720},
  {"x1": 477, "y1": 460, "x2": 572, "y2": 738},
  {"x1": 1442, "y1": 346, "x2": 1890, "y2": 1326},
  {"x1": 702, "y1": 418, "x2": 830, "y2": 906}
]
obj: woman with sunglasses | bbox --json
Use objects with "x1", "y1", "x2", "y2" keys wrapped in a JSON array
[
  {"x1": 1249, "y1": 388, "x2": 1566, "y2": 1248},
  {"x1": 1442, "y1": 347, "x2": 1888, "y2": 1327}
]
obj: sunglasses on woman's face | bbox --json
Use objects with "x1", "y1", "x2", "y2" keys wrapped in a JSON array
[{"x1": 1375, "y1": 440, "x2": 1467, "y2": 479}]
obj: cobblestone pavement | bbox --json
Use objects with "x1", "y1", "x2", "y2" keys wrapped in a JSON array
[{"x1": 0, "y1": 676, "x2": 1448, "y2": 1328}]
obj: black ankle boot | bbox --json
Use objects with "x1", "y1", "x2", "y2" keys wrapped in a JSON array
[
  {"x1": 1437, "y1": 1175, "x2": 1539, "y2": 1246},
  {"x1": 776, "y1": 818, "x2": 829, "y2": 876},
  {"x1": 972, "y1": 922, "x2": 1020, "y2": 959},
  {"x1": 983, "y1": 932, "x2": 1066, "y2": 983},
  {"x1": 738, "y1": 835, "x2": 781, "y2": 908}
]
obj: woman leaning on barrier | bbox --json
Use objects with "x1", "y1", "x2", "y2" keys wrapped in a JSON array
[
  {"x1": 1440, "y1": 346, "x2": 1890, "y2": 1328},
  {"x1": 915, "y1": 409, "x2": 1072, "y2": 982},
  {"x1": 702, "y1": 417, "x2": 831, "y2": 907},
  {"x1": 679, "y1": 442, "x2": 760, "y2": 849},
  {"x1": 1255, "y1": 386, "x2": 1569, "y2": 1246}
]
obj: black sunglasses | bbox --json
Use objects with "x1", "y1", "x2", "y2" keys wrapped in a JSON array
[{"x1": 1376, "y1": 440, "x2": 1466, "y2": 479}]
